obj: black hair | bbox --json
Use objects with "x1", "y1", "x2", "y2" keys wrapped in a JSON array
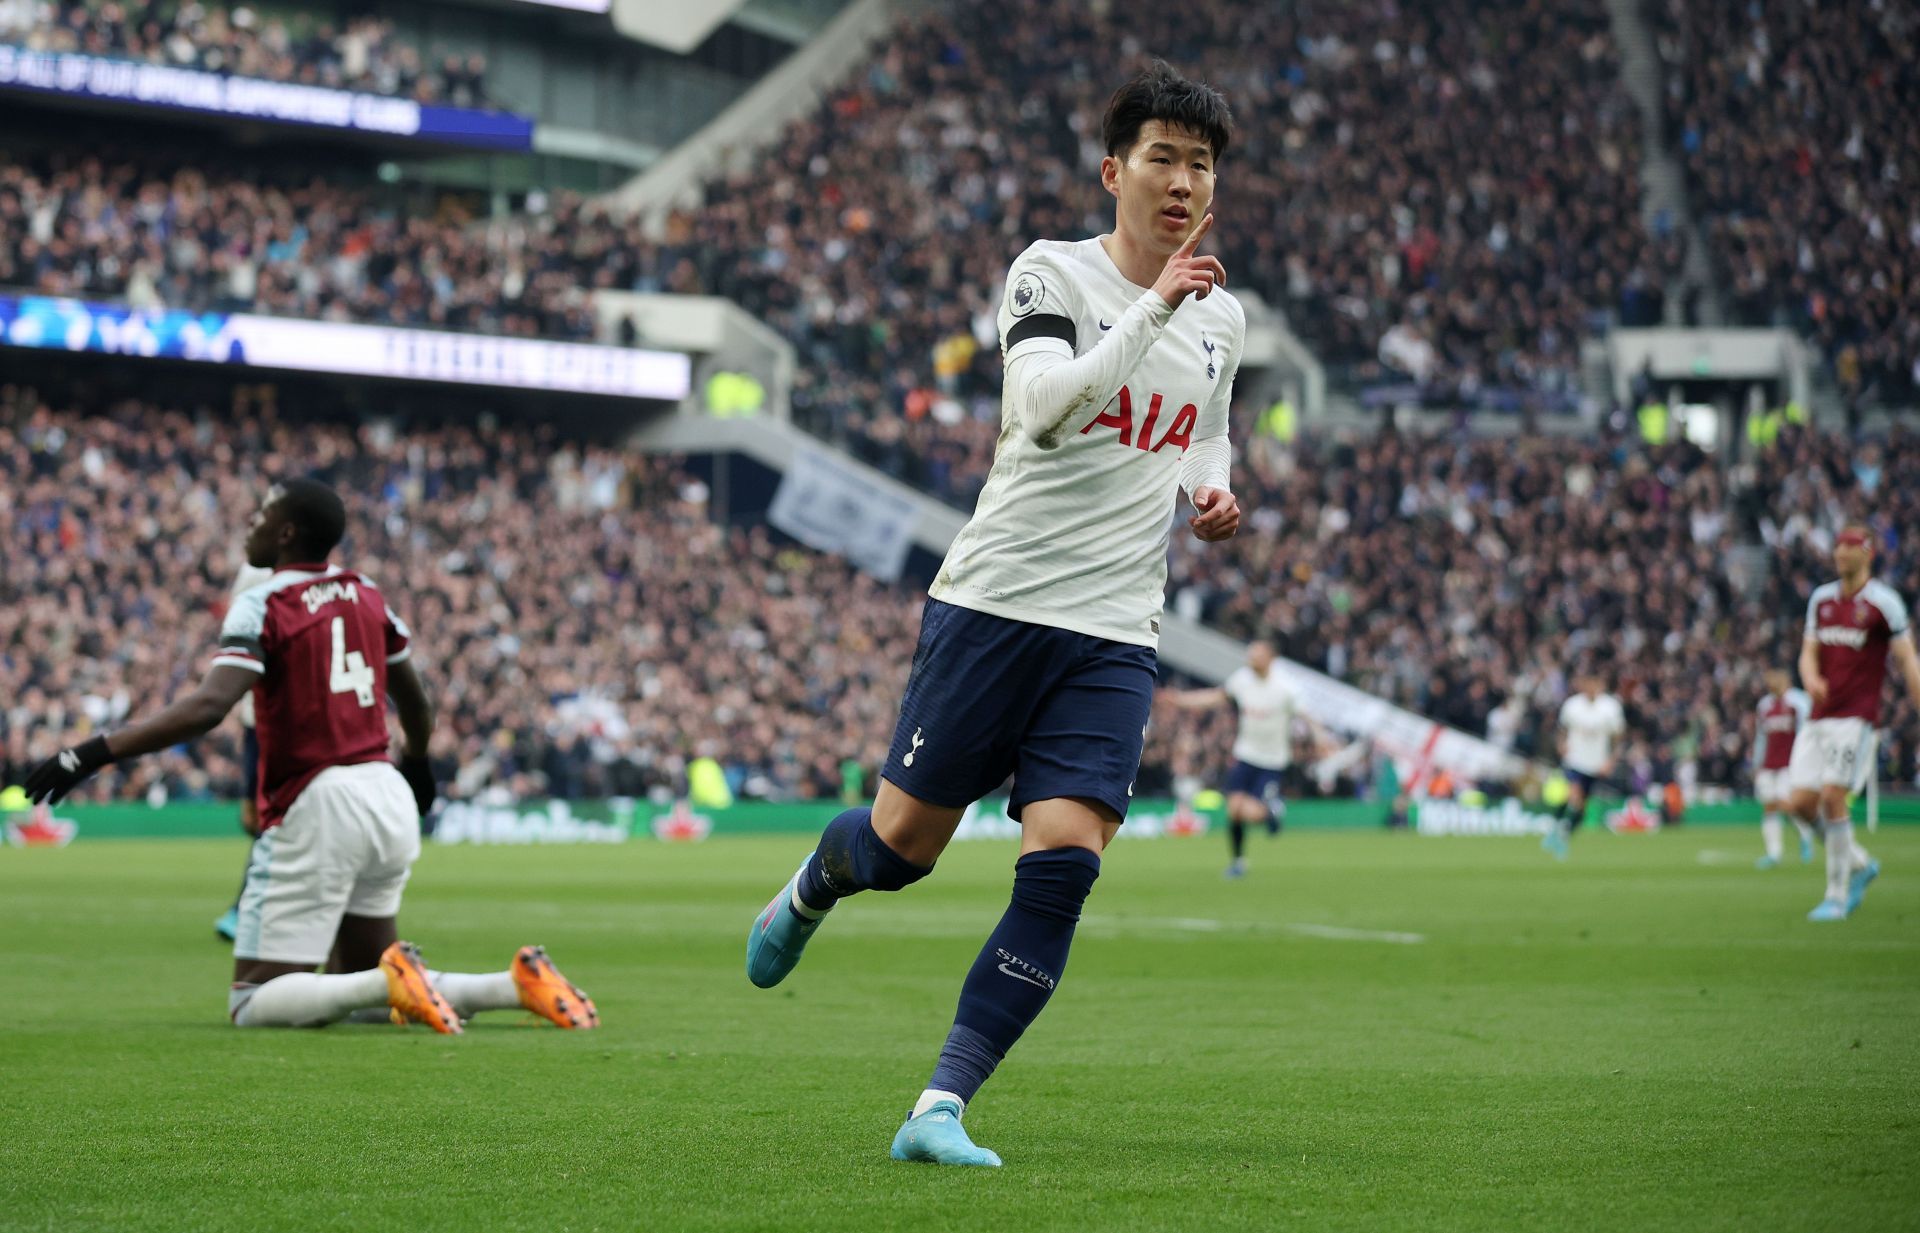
[
  {"x1": 1102, "y1": 60, "x2": 1234, "y2": 162},
  {"x1": 275, "y1": 477, "x2": 347, "y2": 559}
]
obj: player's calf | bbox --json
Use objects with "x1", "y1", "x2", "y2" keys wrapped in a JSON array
[
  {"x1": 747, "y1": 806, "x2": 932, "y2": 988},
  {"x1": 916, "y1": 846, "x2": 1101, "y2": 1114}
]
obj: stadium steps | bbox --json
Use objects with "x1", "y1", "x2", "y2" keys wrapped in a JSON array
[
  {"x1": 1603, "y1": 0, "x2": 1724, "y2": 327},
  {"x1": 602, "y1": 0, "x2": 910, "y2": 222}
]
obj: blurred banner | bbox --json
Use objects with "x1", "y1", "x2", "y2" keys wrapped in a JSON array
[
  {"x1": 0, "y1": 46, "x2": 536, "y2": 150},
  {"x1": 767, "y1": 447, "x2": 917, "y2": 582},
  {"x1": 1411, "y1": 797, "x2": 1558, "y2": 836},
  {"x1": 0, "y1": 294, "x2": 691, "y2": 400}
]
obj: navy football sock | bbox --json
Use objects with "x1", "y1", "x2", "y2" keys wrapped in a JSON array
[
  {"x1": 926, "y1": 846, "x2": 1101, "y2": 1103},
  {"x1": 795, "y1": 807, "x2": 931, "y2": 913},
  {"x1": 1228, "y1": 821, "x2": 1247, "y2": 859}
]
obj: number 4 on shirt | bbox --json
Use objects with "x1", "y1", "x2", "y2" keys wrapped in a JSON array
[{"x1": 329, "y1": 616, "x2": 376, "y2": 708}]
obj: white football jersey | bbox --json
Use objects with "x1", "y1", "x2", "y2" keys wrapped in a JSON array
[
  {"x1": 929, "y1": 236, "x2": 1245, "y2": 647},
  {"x1": 230, "y1": 562, "x2": 274, "y2": 729},
  {"x1": 1559, "y1": 693, "x2": 1626, "y2": 775},
  {"x1": 1225, "y1": 665, "x2": 1296, "y2": 770}
]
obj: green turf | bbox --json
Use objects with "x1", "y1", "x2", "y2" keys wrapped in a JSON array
[{"x1": 2, "y1": 827, "x2": 1917, "y2": 1232}]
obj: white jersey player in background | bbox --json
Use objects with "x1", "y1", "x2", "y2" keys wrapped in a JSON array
[
  {"x1": 1164, "y1": 640, "x2": 1311, "y2": 878},
  {"x1": 1544, "y1": 673, "x2": 1626, "y2": 859}
]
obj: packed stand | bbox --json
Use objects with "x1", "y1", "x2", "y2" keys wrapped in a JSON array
[
  {"x1": 1, "y1": 1, "x2": 494, "y2": 108},
  {"x1": 1658, "y1": 0, "x2": 1919, "y2": 411},
  {"x1": 1166, "y1": 420, "x2": 1920, "y2": 796},
  {"x1": 0, "y1": 154, "x2": 600, "y2": 338},
  {"x1": 11, "y1": 0, "x2": 1676, "y2": 510},
  {"x1": 633, "y1": 0, "x2": 1669, "y2": 501},
  {"x1": 0, "y1": 391, "x2": 935, "y2": 806}
]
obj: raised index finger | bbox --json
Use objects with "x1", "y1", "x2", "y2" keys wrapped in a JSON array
[{"x1": 1177, "y1": 212, "x2": 1214, "y2": 256}]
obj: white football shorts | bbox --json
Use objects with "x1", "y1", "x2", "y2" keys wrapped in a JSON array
[
  {"x1": 234, "y1": 762, "x2": 421, "y2": 964},
  {"x1": 1784, "y1": 717, "x2": 1874, "y2": 795}
]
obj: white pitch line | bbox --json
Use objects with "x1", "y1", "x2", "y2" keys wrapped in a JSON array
[
  {"x1": 1694, "y1": 849, "x2": 1753, "y2": 866},
  {"x1": 1086, "y1": 916, "x2": 1426, "y2": 944},
  {"x1": 1283, "y1": 922, "x2": 1427, "y2": 945}
]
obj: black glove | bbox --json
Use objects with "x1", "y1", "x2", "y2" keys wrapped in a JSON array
[
  {"x1": 23, "y1": 735, "x2": 115, "y2": 805},
  {"x1": 399, "y1": 753, "x2": 437, "y2": 816}
]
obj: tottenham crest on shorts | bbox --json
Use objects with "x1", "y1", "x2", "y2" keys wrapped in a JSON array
[{"x1": 1009, "y1": 271, "x2": 1045, "y2": 317}]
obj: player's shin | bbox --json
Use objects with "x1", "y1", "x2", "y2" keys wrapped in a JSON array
[
  {"x1": 430, "y1": 970, "x2": 520, "y2": 1016},
  {"x1": 1822, "y1": 816, "x2": 1854, "y2": 905},
  {"x1": 921, "y1": 847, "x2": 1100, "y2": 1107},
  {"x1": 1760, "y1": 813, "x2": 1784, "y2": 861},
  {"x1": 229, "y1": 970, "x2": 387, "y2": 1027},
  {"x1": 796, "y1": 807, "x2": 930, "y2": 913}
]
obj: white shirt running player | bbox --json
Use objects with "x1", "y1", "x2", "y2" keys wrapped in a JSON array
[
  {"x1": 1545, "y1": 675, "x2": 1625, "y2": 856},
  {"x1": 931, "y1": 234, "x2": 1244, "y2": 647},
  {"x1": 1224, "y1": 663, "x2": 1296, "y2": 771},
  {"x1": 1559, "y1": 688, "x2": 1626, "y2": 779}
]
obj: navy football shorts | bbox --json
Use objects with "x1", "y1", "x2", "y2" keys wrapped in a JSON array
[
  {"x1": 1223, "y1": 759, "x2": 1287, "y2": 808},
  {"x1": 884, "y1": 599, "x2": 1157, "y2": 822},
  {"x1": 1562, "y1": 767, "x2": 1599, "y2": 795}
]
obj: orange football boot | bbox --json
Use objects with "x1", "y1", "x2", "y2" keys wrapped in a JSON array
[
  {"x1": 380, "y1": 940, "x2": 463, "y2": 1034},
  {"x1": 512, "y1": 945, "x2": 599, "y2": 1029}
]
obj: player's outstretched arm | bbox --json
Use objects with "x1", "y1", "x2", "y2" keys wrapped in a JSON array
[
  {"x1": 1161, "y1": 686, "x2": 1230, "y2": 710},
  {"x1": 22, "y1": 665, "x2": 256, "y2": 804},
  {"x1": 387, "y1": 658, "x2": 438, "y2": 814}
]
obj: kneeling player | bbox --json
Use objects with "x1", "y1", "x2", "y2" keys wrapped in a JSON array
[{"x1": 24, "y1": 479, "x2": 597, "y2": 1031}]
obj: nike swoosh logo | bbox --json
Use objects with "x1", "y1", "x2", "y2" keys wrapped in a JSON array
[
  {"x1": 1098, "y1": 320, "x2": 1112, "y2": 331},
  {"x1": 997, "y1": 962, "x2": 1051, "y2": 989}
]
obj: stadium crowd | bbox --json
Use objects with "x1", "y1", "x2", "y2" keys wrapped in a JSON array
[
  {"x1": 0, "y1": 390, "x2": 944, "y2": 807},
  {"x1": 0, "y1": 0, "x2": 494, "y2": 107},
  {"x1": 5, "y1": 0, "x2": 1687, "y2": 509},
  {"x1": 1165, "y1": 419, "x2": 1920, "y2": 796},
  {"x1": 0, "y1": 154, "x2": 601, "y2": 339},
  {"x1": 659, "y1": 0, "x2": 1674, "y2": 495},
  {"x1": 1659, "y1": 0, "x2": 1919, "y2": 413},
  {"x1": 5, "y1": 380, "x2": 1914, "y2": 810}
]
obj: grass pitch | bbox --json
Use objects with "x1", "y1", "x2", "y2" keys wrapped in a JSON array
[{"x1": 2, "y1": 826, "x2": 1916, "y2": 1232}]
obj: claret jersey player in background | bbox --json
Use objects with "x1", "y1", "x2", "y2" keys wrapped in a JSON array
[
  {"x1": 1790, "y1": 526, "x2": 1920, "y2": 921},
  {"x1": 746, "y1": 61, "x2": 1245, "y2": 1167}
]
